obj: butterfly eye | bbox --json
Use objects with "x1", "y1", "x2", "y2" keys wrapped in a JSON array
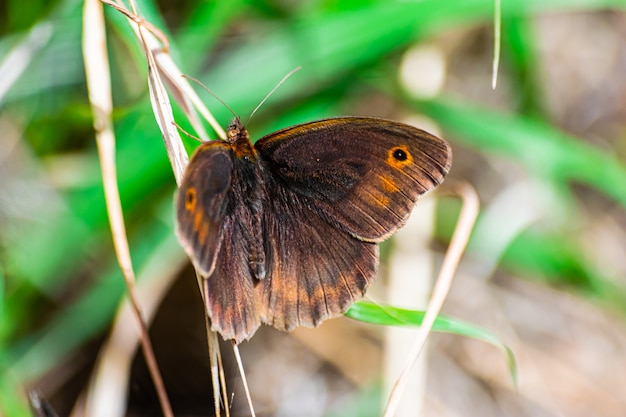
[{"x1": 392, "y1": 148, "x2": 408, "y2": 161}]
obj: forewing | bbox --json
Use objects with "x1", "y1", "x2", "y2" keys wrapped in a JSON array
[
  {"x1": 175, "y1": 142, "x2": 232, "y2": 277},
  {"x1": 257, "y1": 175, "x2": 379, "y2": 331},
  {"x1": 255, "y1": 117, "x2": 452, "y2": 242}
]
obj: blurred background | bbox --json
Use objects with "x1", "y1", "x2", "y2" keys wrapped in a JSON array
[{"x1": 1, "y1": 0, "x2": 626, "y2": 416}]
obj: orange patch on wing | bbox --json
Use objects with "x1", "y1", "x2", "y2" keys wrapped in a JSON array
[
  {"x1": 185, "y1": 187, "x2": 197, "y2": 212},
  {"x1": 376, "y1": 194, "x2": 390, "y2": 207},
  {"x1": 380, "y1": 175, "x2": 399, "y2": 193},
  {"x1": 365, "y1": 190, "x2": 390, "y2": 207},
  {"x1": 194, "y1": 211, "x2": 203, "y2": 232},
  {"x1": 198, "y1": 221, "x2": 209, "y2": 244}
]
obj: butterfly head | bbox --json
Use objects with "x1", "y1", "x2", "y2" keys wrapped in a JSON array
[
  {"x1": 227, "y1": 117, "x2": 257, "y2": 160},
  {"x1": 227, "y1": 117, "x2": 248, "y2": 142}
]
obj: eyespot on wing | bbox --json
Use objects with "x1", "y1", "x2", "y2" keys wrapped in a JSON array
[
  {"x1": 255, "y1": 117, "x2": 451, "y2": 241},
  {"x1": 175, "y1": 142, "x2": 234, "y2": 277}
]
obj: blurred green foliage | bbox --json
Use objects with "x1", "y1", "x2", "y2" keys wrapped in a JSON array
[{"x1": 1, "y1": 0, "x2": 625, "y2": 415}]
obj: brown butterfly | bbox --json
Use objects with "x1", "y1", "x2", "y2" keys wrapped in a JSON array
[{"x1": 175, "y1": 117, "x2": 452, "y2": 343}]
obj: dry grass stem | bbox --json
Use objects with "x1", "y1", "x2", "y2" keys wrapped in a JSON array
[
  {"x1": 232, "y1": 342, "x2": 257, "y2": 417},
  {"x1": 82, "y1": 0, "x2": 173, "y2": 415},
  {"x1": 81, "y1": 237, "x2": 188, "y2": 417},
  {"x1": 492, "y1": 0, "x2": 501, "y2": 89},
  {"x1": 97, "y1": 3, "x2": 244, "y2": 414},
  {"x1": 383, "y1": 182, "x2": 480, "y2": 417},
  {"x1": 203, "y1": 277, "x2": 231, "y2": 417},
  {"x1": 103, "y1": 0, "x2": 224, "y2": 142}
]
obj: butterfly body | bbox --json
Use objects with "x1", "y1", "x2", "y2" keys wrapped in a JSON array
[{"x1": 176, "y1": 117, "x2": 452, "y2": 343}]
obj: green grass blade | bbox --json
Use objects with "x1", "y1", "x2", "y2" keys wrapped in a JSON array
[
  {"x1": 419, "y1": 98, "x2": 626, "y2": 208},
  {"x1": 347, "y1": 301, "x2": 518, "y2": 384}
]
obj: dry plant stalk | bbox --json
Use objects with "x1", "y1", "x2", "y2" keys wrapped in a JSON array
[
  {"x1": 383, "y1": 182, "x2": 479, "y2": 417},
  {"x1": 89, "y1": 1, "x2": 258, "y2": 416},
  {"x1": 82, "y1": 0, "x2": 173, "y2": 416},
  {"x1": 492, "y1": 0, "x2": 502, "y2": 89}
]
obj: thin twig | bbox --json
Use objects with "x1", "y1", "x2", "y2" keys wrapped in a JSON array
[
  {"x1": 82, "y1": 0, "x2": 173, "y2": 416},
  {"x1": 492, "y1": 0, "x2": 502, "y2": 89},
  {"x1": 99, "y1": 0, "x2": 170, "y2": 51},
  {"x1": 232, "y1": 341, "x2": 257, "y2": 417},
  {"x1": 203, "y1": 277, "x2": 227, "y2": 417},
  {"x1": 98, "y1": 3, "x2": 247, "y2": 415},
  {"x1": 383, "y1": 182, "x2": 479, "y2": 417},
  {"x1": 216, "y1": 335, "x2": 230, "y2": 417},
  {"x1": 102, "y1": 0, "x2": 224, "y2": 141}
]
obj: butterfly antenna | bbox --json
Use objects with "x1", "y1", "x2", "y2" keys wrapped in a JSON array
[
  {"x1": 172, "y1": 121, "x2": 203, "y2": 143},
  {"x1": 182, "y1": 74, "x2": 239, "y2": 119},
  {"x1": 245, "y1": 66, "x2": 302, "y2": 126}
]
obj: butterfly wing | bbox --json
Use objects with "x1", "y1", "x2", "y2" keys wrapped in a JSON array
[
  {"x1": 255, "y1": 117, "x2": 452, "y2": 242},
  {"x1": 253, "y1": 117, "x2": 450, "y2": 331},
  {"x1": 256, "y1": 174, "x2": 379, "y2": 331},
  {"x1": 176, "y1": 141, "x2": 262, "y2": 341},
  {"x1": 176, "y1": 142, "x2": 232, "y2": 277}
]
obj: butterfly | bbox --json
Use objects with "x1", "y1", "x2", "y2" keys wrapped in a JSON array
[{"x1": 175, "y1": 116, "x2": 452, "y2": 343}]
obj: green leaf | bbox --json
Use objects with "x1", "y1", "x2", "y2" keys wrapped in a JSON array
[{"x1": 347, "y1": 301, "x2": 518, "y2": 384}]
